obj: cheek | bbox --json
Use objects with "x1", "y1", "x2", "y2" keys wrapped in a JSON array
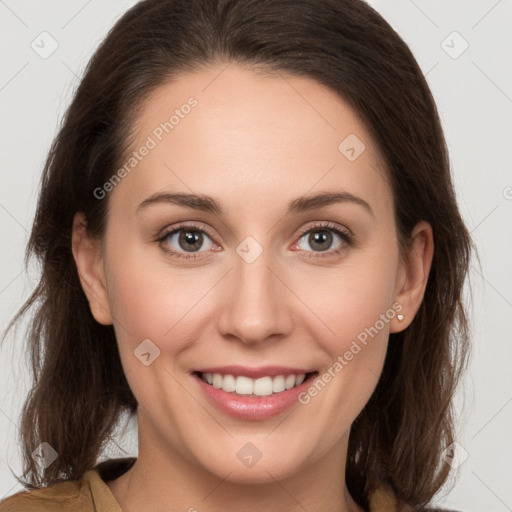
[
  {"x1": 297, "y1": 247, "x2": 398, "y2": 399},
  {"x1": 105, "y1": 229, "x2": 398, "y2": 350},
  {"x1": 103, "y1": 248, "x2": 210, "y2": 419},
  {"x1": 297, "y1": 249, "x2": 398, "y2": 347},
  {"x1": 103, "y1": 242, "x2": 215, "y2": 355}
]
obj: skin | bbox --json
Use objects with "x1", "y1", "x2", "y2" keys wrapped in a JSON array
[{"x1": 72, "y1": 62, "x2": 433, "y2": 512}]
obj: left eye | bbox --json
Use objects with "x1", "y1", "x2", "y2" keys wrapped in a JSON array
[{"x1": 295, "y1": 226, "x2": 350, "y2": 253}]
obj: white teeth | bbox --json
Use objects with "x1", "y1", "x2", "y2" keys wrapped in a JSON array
[
  {"x1": 212, "y1": 373, "x2": 223, "y2": 389},
  {"x1": 285, "y1": 374, "x2": 296, "y2": 390},
  {"x1": 253, "y1": 377, "x2": 273, "y2": 396},
  {"x1": 235, "y1": 376, "x2": 253, "y2": 395},
  {"x1": 200, "y1": 372, "x2": 308, "y2": 396},
  {"x1": 223, "y1": 374, "x2": 236, "y2": 392},
  {"x1": 272, "y1": 375, "x2": 286, "y2": 393}
]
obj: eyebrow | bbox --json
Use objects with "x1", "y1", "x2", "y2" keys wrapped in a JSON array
[{"x1": 136, "y1": 190, "x2": 374, "y2": 217}]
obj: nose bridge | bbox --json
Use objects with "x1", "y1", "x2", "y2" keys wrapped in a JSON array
[{"x1": 217, "y1": 236, "x2": 292, "y2": 344}]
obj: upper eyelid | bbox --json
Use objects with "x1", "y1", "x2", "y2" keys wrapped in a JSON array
[
  {"x1": 296, "y1": 222, "x2": 350, "y2": 238},
  {"x1": 159, "y1": 222, "x2": 215, "y2": 241}
]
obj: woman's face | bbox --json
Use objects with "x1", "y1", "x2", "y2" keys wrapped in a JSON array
[{"x1": 75, "y1": 63, "x2": 429, "y2": 483}]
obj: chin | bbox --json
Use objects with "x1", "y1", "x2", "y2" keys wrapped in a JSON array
[{"x1": 192, "y1": 443, "x2": 308, "y2": 485}]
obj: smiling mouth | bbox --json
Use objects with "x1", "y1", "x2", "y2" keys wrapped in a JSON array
[{"x1": 194, "y1": 371, "x2": 318, "y2": 397}]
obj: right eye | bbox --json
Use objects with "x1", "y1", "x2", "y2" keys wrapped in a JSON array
[{"x1": 156, "y1": 223, "x2": 219, "y2": 260}]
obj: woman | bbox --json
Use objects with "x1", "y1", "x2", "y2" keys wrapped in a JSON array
[{"x1": 0, "y1": 0, "x2": 472, "y2": 510}]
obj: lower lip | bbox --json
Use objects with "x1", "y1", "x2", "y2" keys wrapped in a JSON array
[{"x1": 193, "y1": 373, "x2": 316, "y2": 421}]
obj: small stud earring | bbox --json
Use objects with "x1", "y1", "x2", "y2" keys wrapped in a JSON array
[{"x1": 397, "y1": 314, "x2": 404, "y2": 322}]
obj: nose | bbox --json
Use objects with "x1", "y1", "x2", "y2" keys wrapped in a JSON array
[{"x1": 216, "y1": 242, "x2": 293, "y2": 346}]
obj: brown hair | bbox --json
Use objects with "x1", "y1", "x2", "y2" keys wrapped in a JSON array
[{"x1": 2, "y1": 0, "x2": 473, "y2": 509}]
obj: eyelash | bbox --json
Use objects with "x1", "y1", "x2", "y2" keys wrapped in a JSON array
[{"x1": 155, "y1": 221, "x2": 354, "y2": 261}]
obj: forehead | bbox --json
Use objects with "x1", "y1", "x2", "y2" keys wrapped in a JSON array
[{"x1": 109, "y1": 62, "x2": 392, "y2": 219}]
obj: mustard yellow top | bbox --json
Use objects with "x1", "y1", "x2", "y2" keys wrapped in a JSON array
[{"x1": 0, "y1": 458, "x2": 453, "y2": 512}]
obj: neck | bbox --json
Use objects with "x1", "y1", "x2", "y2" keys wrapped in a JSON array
[{"x1": 107, "y1": 415, "x2": 364, "y2": 512}]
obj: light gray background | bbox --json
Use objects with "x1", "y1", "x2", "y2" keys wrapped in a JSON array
[{"x1": 1, "y1": 1, "x2": 511, "y2": 510}]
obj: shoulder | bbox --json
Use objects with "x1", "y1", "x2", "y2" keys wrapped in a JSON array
[
  {"x1": 368, "y1": 487, "x2": 465, "y2": 512},
  {"x1": 0, "y1": 479, "x2": 83, "y2": 512},
  {"x1": 0, "y1": 458, "x2": 135, "y2": 512}
]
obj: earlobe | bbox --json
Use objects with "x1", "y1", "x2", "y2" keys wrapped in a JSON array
[
  {"x1": 390, "y1": 220, "x2": 434, "y2": 333},
  {"x1": 71, "y1": 212, "x2": 113, "y2": 325}
]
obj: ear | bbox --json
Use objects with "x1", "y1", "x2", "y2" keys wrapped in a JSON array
[
  {"x1": 71, "y1": 212, "x2": 113, "y2": 325},
  {"x1": 390, "y1": 220, "x2": 434, "y2": 333}
]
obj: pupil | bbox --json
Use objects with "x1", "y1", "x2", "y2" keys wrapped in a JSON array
[
  {"x1": 180, "y1": 230, "x2": 203, "y2": 252},
  {"x1": 310, "y1": 231, "x2": 331, "y2": 251}
]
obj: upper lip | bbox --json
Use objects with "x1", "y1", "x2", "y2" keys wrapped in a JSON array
[{"x1": 194, "y1": 365, "x2": 316, "y2": 379}]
